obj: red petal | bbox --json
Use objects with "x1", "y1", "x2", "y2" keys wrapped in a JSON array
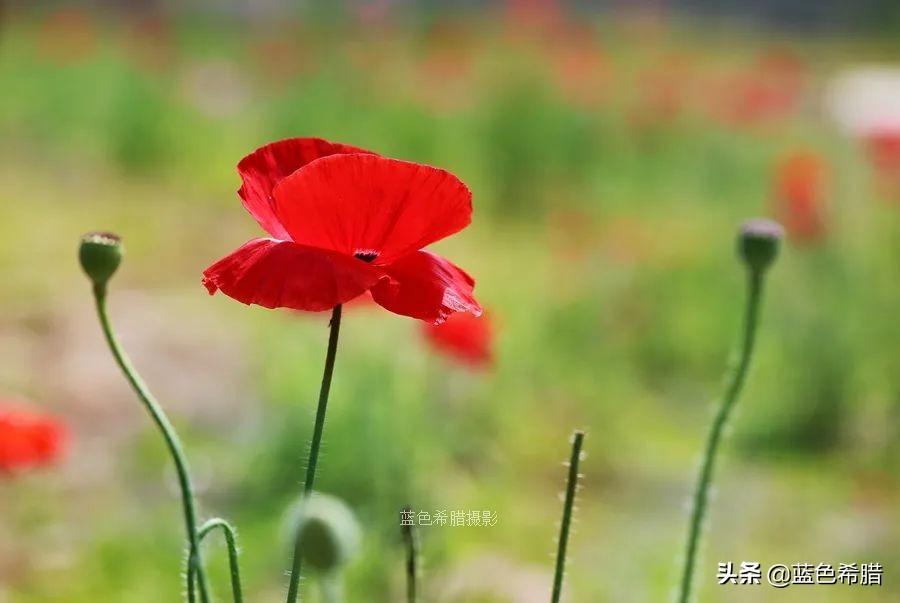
[
  {"x1": 273, "y1": 154, "x2": 472, "y2": 263},
  {"x1": 238, "y1": 138, "x2": 374, "y2": 240},
  {"x1": 370, "y1": 251, "x2": 481, "y2": 324},
  {"x1": 203, "y1": 238, "x2": 387, "y2": 311},
  {"x1": 422, "y1": 311, "x2": 493, "y2": 367},
  {"x1": 0, "y1": 406, "x2": 68, "y2": 472}
]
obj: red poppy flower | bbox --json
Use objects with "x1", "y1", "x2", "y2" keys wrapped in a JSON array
[
  {"x1": 772, "y1": 150, "x2": 828, "y2": 244},
  {"x1": 864, "y1": 129, "x2": 900, "y2": 177},
  {"x1": 203, "y1": 138, "x2": 482, "y2": 324},
  {"x1": 711, "y1": 51, "x2": 805, "y2": 127},
  {"x1": 0, "y1": 405, "x2": 68, "y2": 474},
  {"x1": 422, "y1": 311, "x2": 493, "y2": 368}
]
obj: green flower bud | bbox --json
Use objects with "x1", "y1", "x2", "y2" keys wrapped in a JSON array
[
  {"x1": 292, "y1": 494, "x2": 361, "y2": 574},
  {"x1": 79, "y1": 232, "x2": 123, "y2": 287},
  {"x1": 737, "y1": 219, "x2": 783, "y2": 273}
]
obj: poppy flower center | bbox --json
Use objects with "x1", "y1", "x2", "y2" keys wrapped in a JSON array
[{"x1": 353, "y1": 250, "x2": 380, "y2": 263}]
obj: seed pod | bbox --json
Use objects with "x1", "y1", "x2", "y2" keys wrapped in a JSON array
[
  {"x1": 79, "y1": 232, "x2": 123, "y2": 287},
  {"x1": 737, "y1": 219, "x2": 783, "y2": 273},
  {"x1": 292, "y1": 493, "x2": 361, "y2": 574}
]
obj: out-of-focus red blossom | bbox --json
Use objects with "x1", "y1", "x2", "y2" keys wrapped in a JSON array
[
  {"x1": 630, "y1": 54, "x2": 694, "y2": 130},
  {"x1": 550, "y1": 27, "x2": 611, "y2": 107},
  {"x1": 413, "y1": 19, "x2": 479, "y2": 112},
  {"x1": 422, "y1": 312, "x2": 493, "y2": 368},
  {"x1": 0, "y1": 406, "x2": 68, "y2": 474},
  {"x1": 203, "y1": 138, "x2": 482, "y2": 325},
  {"x1": 502, "y1": 0, "x2": 567, "y2": 43},
  {"x1": 711, "y1": 51, "x2": 806, "y2": 127},
  {"x1": 36, "y1": 7, "x2": 97, "y2": 64},
  {"x1": 123, "y1": 12, "x2": 176, "y2": 72},
  {"x1": 864, "y1": 130, "x2": 900, "y2": 178},
  {"x1": 415, "y1": 50, "x2": 475, "y2": 112},
  {"x1": 249, "y1": 20, "x2": 317, "y2": 87},
  {"x1": 773, "y1": 151, "x2": 829, "y2": 243},
  {"x1": 251, "y1": 37, "x2": 313, "y2": 87}
]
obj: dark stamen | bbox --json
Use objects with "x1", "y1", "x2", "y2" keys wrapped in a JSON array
[{"x1": 354, "y1": 251, "x2": 379, "y2": 263}]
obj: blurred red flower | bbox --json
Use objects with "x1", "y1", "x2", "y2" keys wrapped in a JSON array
[
  {"x1": 0, "y1": 405, "x2": 68, "y2": 474},
  {"x1": 203, "y1": 138, "x2": 482, "y2": 324},
  {"x1": 864, "y1": 129, "x2": 900, "y2": 178},
  {"x1": 36, "y1": 7, "x2": 97, "y2": 64},
  {"x1": 773, "y1": 151, "x2": 828, "y2": 243},
  {"x1": 422, "y1": 311, "x2": 493, "y2": 368},
  {"x1": 503, "y1": 0, "x2": 566, "y2": 42},
  {"x1": 549, "y1": 26, "x2": 611, "y2": 108},
  {"x1": 122, "y1": 12, "x2": 176, "y2": 72},
  {"x1": 712, "y1": 51, "x2": 805, "y2": 127},
  {"x1": 630, "y1": 54, "x2": 694, "y2": 130},
  {"x1": 413, "y1": 18, "x2": 479, "y2": 112}
]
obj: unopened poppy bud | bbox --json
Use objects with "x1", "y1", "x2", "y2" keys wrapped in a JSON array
[
  {"x1": 79, "y1": 232, "x2": 123, "y2": 287},
  {"x1": 737, "y1": 219, "x2": 783, "y2": 273},
  {"x1": 291, "y1": 493, "x2": 361, "y2": 574}
]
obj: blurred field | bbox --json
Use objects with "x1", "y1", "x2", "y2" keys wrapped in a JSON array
[{"x1": 2, "y1": 3, "x2": 900, "y2": 602}]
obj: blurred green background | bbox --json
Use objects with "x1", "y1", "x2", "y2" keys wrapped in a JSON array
[{"x1": 2, "y1": 1, "x2": 900, "y2": 601}]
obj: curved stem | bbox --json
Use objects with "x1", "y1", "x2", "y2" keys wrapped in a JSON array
[
  {"x1": 92, "y1": 284, "x2": 211, "y2": 603},
  {"x1": 401, "y1": 506, "x2": 419, "y2": 603},
  {"x1": 551, "y1": 430, "x2": 585, "y2": 603},
  {"x1": 285, "y1": 304, "x2": 343, "y2": 603},
  {"x1": 188, "y1": 518, "x2": 244, "y2": 603},
  {"x1": 677, "y1": 271, "x2": 764, "y2": 603}
]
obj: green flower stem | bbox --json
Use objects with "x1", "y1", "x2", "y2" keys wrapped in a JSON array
[
  {"x1": 189, "y1": 518, "x2": 244, "y2": 603},
  {"x1": 285, "y1": 304, "x2": 343, "y2": 603},
  {"x1": 401, "y1": 506, "x2": 419, "y2": 603},
  {"x1": 677, "y1": 271, "x2": 765, "y2": 603},
  {"x1": 552, "y1": 430, "x2": 585, "y2": 603},
  {"x1": 91, "y1": 283, "x2": 211, "y2": 603}
]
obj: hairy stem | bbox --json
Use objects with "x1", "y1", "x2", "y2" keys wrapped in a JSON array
[
  {"x1": 677, "y1": 271, "x2": 764, "y2": 603},
  {"x1": 552, "y1": 430, "x2": 585, "y2": 603},
  {"x1": 92, "y1": 284, "x2": 210, "y2": 603},
  {"x1": 188, "y1": 518, "x2": 244, "y2": 603},
  {"x1": 285, "y1": 304, "x2": 343, "y2": 603}
]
